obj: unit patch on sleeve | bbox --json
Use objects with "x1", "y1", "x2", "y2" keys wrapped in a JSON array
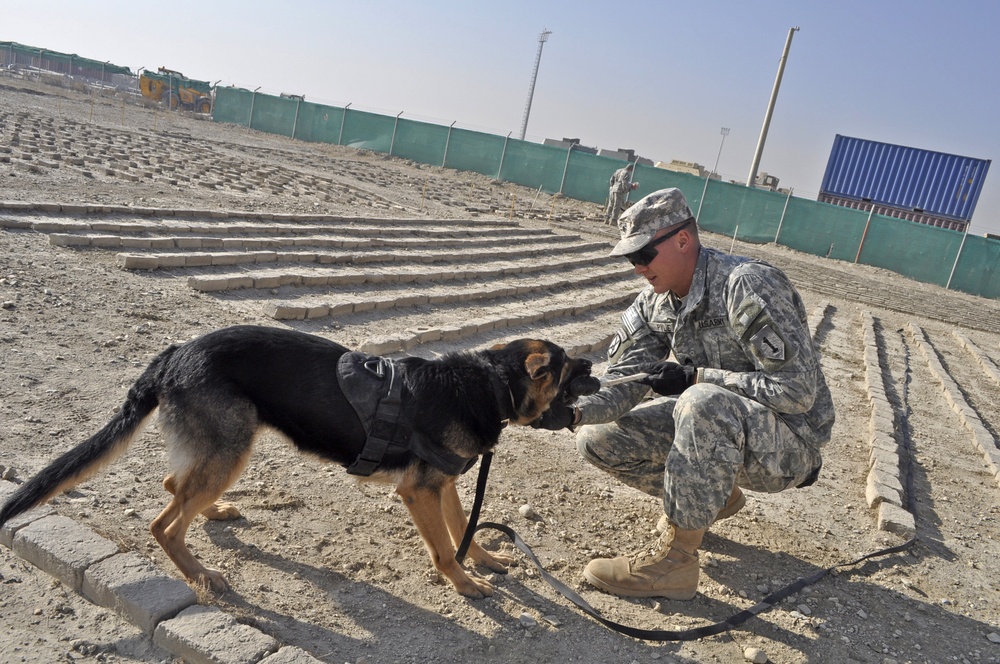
[{"x1": 749, "y1": 324, "x2": 786, "y2": 362}]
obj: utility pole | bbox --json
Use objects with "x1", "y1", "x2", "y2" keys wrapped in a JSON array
[
  {"x1": 747, "y1": 26, "x2": 799, "y2": 189},
  {"x1": 519, "y1": 28, "x2": 551, "y2": 141}
]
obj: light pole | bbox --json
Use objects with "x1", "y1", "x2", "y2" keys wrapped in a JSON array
[
  {"x1": 519, "y1": 28, "x2": 551, "y2": 141},
  {"x1": 747, "y1": 26, "x2": 799, "y2": 188},
  {"x1": 697, "y1": 127, "x2": 730, "y2": 222}
]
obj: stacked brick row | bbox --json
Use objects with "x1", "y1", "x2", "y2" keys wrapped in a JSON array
[
  {"x1": 0, "y1": 481, "x2": 323, "y2": 663},
  {"x1": 861, "y1": 312, "x2": 916, "y2": 538},
  {"x1": 909, "y1": 324, "x2": 1000, "y2": 489}
]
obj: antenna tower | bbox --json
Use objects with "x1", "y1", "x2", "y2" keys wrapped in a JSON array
[{"x1": 519, "y1": 28, "x2": 551, "y2": 141}]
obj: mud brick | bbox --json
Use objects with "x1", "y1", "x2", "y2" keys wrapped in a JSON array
[
  {"x1": 305, "y1": 305, "x2": 330, "y2": 319},
  {"x1": 187, "y1": 277, "x2": 230, "y2": 292},
  {"x1": 253, "y1": 275, "x2": 283, "y2": 289},
  {"x1": 227, "y1": 277, "x2": 254, "y2": 290},
  {"x1": 877, "y1": 502, "x2": 915, "y2": 538},
  {"x1": 154, "y1": 605, "x2": 278, "y2": 664},
  {"x1": 184, "y1": 255, "x2": 214, "y2": 267},
  {"x1": 48, "y1": 233, "x2": 90, "y2": 246},
  {"x1": 118, "y1": 254, "x2": 160, "y2": 270},
  {"x1": 12, "y1": 515, "x2": 119, "y2": 591},
  {"x1": 267, "y1": 304, "x2": 307, "y2": 320}
]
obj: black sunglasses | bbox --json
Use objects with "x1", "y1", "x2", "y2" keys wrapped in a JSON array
[{"x1": 624, "y1": 219, "x2": 693, "y2": 266}]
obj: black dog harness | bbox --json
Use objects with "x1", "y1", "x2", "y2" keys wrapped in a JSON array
[{"x1": 337, "y1": 352, "x2": 510, "y2": 477}]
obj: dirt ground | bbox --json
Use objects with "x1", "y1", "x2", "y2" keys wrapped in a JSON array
[{"x1": 2, "y1": 76, "x2": 1000, "y2": 664}]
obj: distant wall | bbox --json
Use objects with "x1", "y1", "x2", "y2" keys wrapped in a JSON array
[{"x1": 212, "y1": 86, "x2": 999, "y2": 300}]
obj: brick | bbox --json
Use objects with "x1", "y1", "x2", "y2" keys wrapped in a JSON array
[
  {"x1": 157, "y1": 254, "x2": 187, "y2": 267},
  {"x1": 186, "y1": 277, "x2": 228, "y2": 292},
  {"x1": 305, "y1": 305, "x2": 330, "y2": 319},
  {"x1": 184, "y1": 254, "x2": 214, "y2": 267},
  {"x1": 254, "y1": 275, "x2": 283, "y2": 289},
  {"x1": 0, "y1": 481, "x2": 56, "y2": 548},
  {"x1": 877, "y1": 502, "x2": 916, "y2": 539},
  {"x1": 82, "y1": 552, "x2": 196, "y2": 634},
  {"x1": 227, "y1": 277, "x2": 255, "y2": 290},
  {"x1": 268, "y1": 304, "x2": 307, "y2": 320},
  {"x1": 154, "y1": 605, "x2": 278, "y2": 664},
  {"x1": 12, "y1": 515, "x2": 119, "y2": 591},
  {"x1": 48, "y1": 233, "x2": 90, "y2": 246},
  {"x1": 118, "y1": 254, "x2": 160, "y2": 270}
]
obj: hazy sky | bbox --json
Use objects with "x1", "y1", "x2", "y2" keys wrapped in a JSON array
[{"x1": 7, "y1": 0, "x2": 1000, "y2": 236}]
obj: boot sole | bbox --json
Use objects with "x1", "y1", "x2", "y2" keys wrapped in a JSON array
[{"x1": 581, "y1": 570, "x2": 698, "y2": 600}]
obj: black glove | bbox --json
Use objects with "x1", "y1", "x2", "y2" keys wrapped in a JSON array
[
  {"x1": 637, "y1": 361, "x2": 696, "y2": 396},
  {"x1": 567, "y1": 376, "x2": 601, "y2": 399},
  {"x1": 530, "y1": 399, "x2": 577, "y2": 431}
]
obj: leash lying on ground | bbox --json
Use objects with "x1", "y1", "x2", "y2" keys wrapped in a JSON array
[{"x1": 456, "y1": 350, "x2": 920, "y2": 640}]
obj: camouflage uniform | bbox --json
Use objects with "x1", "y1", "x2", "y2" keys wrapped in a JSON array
[
  {"x1": 604, "y1": 166, "x2": 633, "y2": 226},
  {"x1": 576, "y1": 191, "x2": 835, "y2": 531}
]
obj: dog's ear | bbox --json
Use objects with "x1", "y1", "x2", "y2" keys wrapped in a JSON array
[{"x1": 524, "y1": 352, "x2": 552, "y2": 380}]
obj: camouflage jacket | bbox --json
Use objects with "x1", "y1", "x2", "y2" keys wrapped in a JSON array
[{"x1": 577, "y1": 246, "x2": 835, "y2": 448}]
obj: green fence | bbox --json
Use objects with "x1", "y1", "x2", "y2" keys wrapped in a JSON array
[{"x1": 211, "y1": 86, "x2": 1000, "y2": 300}]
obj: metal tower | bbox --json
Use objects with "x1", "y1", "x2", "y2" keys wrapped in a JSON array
[{"x1": 519, "y1": 28, "x2": 551, "y2": 141}]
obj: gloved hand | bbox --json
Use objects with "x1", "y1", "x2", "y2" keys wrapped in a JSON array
[
  {"x1": 566, "y1": 375, "x2": 601, "y2": 399},
  {"x1": 637, "y1": 361, "x2": 696, "y2": 396},
  {"x1": 530, "y1": 399, "x2": 578, "y2": 431}
]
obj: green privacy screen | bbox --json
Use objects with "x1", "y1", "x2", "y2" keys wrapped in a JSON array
[{"x1": 212, "y1": 87, "x2": 1000, "y2": 300}]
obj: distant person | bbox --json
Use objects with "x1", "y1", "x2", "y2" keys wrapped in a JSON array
[
  {"x1": 605, "y1": 163, "x2": 638, "y2": 227},
  {"x1": 535, "y1": 187, "x2": 834, "y2": 600}
]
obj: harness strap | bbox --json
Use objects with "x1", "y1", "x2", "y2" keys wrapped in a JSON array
[{"x1": 346, "y1": 359, "x2": 409, "y2": 476}]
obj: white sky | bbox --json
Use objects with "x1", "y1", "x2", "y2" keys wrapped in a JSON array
[{"x1": 6, "y1": 0, "x2": 1000, "y2": 237}]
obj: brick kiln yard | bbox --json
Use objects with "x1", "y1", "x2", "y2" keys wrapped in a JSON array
[{"x1": 1, "y1": 77, "x2": 1000, "y2": 664}]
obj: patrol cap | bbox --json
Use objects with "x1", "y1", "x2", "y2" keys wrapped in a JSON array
[{"x1": 609, "y1": 187, "x2": 694, "y2": 256}]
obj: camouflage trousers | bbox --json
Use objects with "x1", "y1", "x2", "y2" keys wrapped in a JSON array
[
  {"x1": 575, "y1": 383, "x2": 823, "y2": 530},
  {"x1": 605, "y1": 188, "x2": 627, "y2": 225}
]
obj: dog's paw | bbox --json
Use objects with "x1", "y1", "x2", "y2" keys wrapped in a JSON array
[
  {"x1": 201, "y1": 501, "x2": 242, "y2": 521},
  {"x1": 195, "y1": 568, "x2": 229, "y2": 594},
  {"x1": 472, "y1": 550, "x2": 515, "y2": 573},
  {"x1": 455, "y1": 575, "x2": 495, "y2": 599}
]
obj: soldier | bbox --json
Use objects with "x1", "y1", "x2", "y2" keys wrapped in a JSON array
[
  {"x1": 534, "y1": 187, "x2": 835, "y2": 600},
  {"x1": 605, "y1": 163, "x2": 638, "y2": 227}
]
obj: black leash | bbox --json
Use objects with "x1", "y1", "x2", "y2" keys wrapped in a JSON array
[{"x1": 456, "y1": 406, "x2": 919, "y2": 642}]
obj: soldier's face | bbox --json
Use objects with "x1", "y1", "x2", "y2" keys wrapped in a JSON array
[{"x1": 633, "y1": 227, "x2": 695, "y2": 296}]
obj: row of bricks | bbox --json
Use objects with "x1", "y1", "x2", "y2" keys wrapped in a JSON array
[
  {"x1": 265, "y1": 270, "x2": 633, "y2": 320},
  {"x1": 860, "y1": 312, "x2": 916, "y2": 538},
  {"x1": 353, "y1": 291, "x2": 636, "y2": 356},
  {"x1": 5, "y1": 217, "x2": 536, "y2": 236},
  {"x1": 0, "y1": 483, "x2": 323, "y2": 663},
  {"x1": 116, "y1": 242, "x2": 607, "y2": 270},
  {"x1": 45, "y1": 227, "x2": 548, "y2": 246},
  {"x1": 186, "y1": 255, "x2": 619, "y2": 292},
  {"x1": 909, "y1": 323, "x2": 1000, "y2": 489},
  {"x1": 953, "y1": 331, "x2": 1000, "y2": 388},
  {"x1": 0, "y1": 199, "x2": 523, "y2": 226}
]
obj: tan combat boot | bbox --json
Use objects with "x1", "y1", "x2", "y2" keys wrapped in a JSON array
[
  {"x1": 656, "y1": 485, "x2": 745, "y2": 535},
  {"x1": 583, "y1": 526, "x2": 706, "y2": 599}
]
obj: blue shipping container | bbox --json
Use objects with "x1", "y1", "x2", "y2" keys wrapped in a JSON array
[{"x1": 819, "y1": 135, "x2": 991, "y2": 222}]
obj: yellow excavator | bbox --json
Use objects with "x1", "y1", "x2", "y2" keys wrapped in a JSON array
[{"x1": 138, "y1": 67, "x2": 212, "y2": 113}]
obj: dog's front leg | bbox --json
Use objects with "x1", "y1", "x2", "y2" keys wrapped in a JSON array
[
  {"x1": 396, "y1": 477, "x2": 494, "y2": 599},
  {"x1": 440, "y1": 478, "x2": 515, "y2": 572}
]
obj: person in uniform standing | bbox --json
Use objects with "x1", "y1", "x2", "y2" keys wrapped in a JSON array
[
  {"x1": 605, "y1": 163, "x2": 638, "y2": 227},
  {"x1": 535, "y1": 187, "x2": 835, "y2": 600}
]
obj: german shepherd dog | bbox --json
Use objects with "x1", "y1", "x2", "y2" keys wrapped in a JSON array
[{"x1": 0, "y1": 326, "x2": 594, "y2": 598}]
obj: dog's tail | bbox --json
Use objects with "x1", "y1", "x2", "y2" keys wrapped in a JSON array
[{"x1": 0, "y1": 346, "x2": 175, "y2": 527}]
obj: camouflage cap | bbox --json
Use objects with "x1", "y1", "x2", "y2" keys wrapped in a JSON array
[{"x1": 609, "y1": 187, "x2": 694, "y2": 256}]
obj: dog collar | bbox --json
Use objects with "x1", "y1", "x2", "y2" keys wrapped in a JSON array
[{"x1": 487, "y1": 368, "x2": 516, "y2": 427}]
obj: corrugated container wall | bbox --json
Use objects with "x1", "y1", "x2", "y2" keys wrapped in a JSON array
[{"x1": 819, "y1": 135, "x2": 991, "y2": 222}]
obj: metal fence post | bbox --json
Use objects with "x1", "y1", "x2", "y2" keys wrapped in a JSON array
[
  {"x1": 696, "y1": 174, "x2": 711, "y2": 222},
  {"x1": 497, "y1": 132, "x2": 511, "y2": 180},
  {"x1": 389, "y1": 111, "x2": 402, "y2": 156},
  {"x1": 854, "y1": 207, "x2": 875, "y2": 263},
  {"x1": 559, "y1": 146, "x2": 572, "y2": 194},
  {"x1": 337, "y1": 103, "x2": 351, "y2": 146},
  {"x1": 291, "y1": 98, "x2": 300, "y2": 139},
  {"x1": 442, "y1": 121, "x2": 455, "y2": 168},
  {"x1": 946, "y1": 229, "x2": 970, "y2": 290},
  {"x1": 248, "y1": 86, "x2": 260, "y2": 128},
  {"x1": 774, "y1": 188, "x2": 793, "y2": 244}
]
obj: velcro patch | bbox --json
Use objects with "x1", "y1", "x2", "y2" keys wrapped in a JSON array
[{"x1": 621, "y1": 306, "x2": 645, "y2": 337}]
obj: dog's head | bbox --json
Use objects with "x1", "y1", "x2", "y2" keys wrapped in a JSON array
[{"x1": 489, "y1": 339, "x2": 595, "y2": 425}]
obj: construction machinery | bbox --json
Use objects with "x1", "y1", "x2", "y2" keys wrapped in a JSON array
[{"x1": 138, "y1": 67, "x2": 212, "y2": 113}]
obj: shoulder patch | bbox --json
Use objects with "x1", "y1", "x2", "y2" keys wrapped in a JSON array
[
  {"x1": 621, "y1": 306, "x2": 645, "y2": 337},
  {"x1": 750, "y1": 324, "x2": 786, "y2": 362},
  {"x1": 734, "y1": 293, "x2": 767, "y2": 339}
]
